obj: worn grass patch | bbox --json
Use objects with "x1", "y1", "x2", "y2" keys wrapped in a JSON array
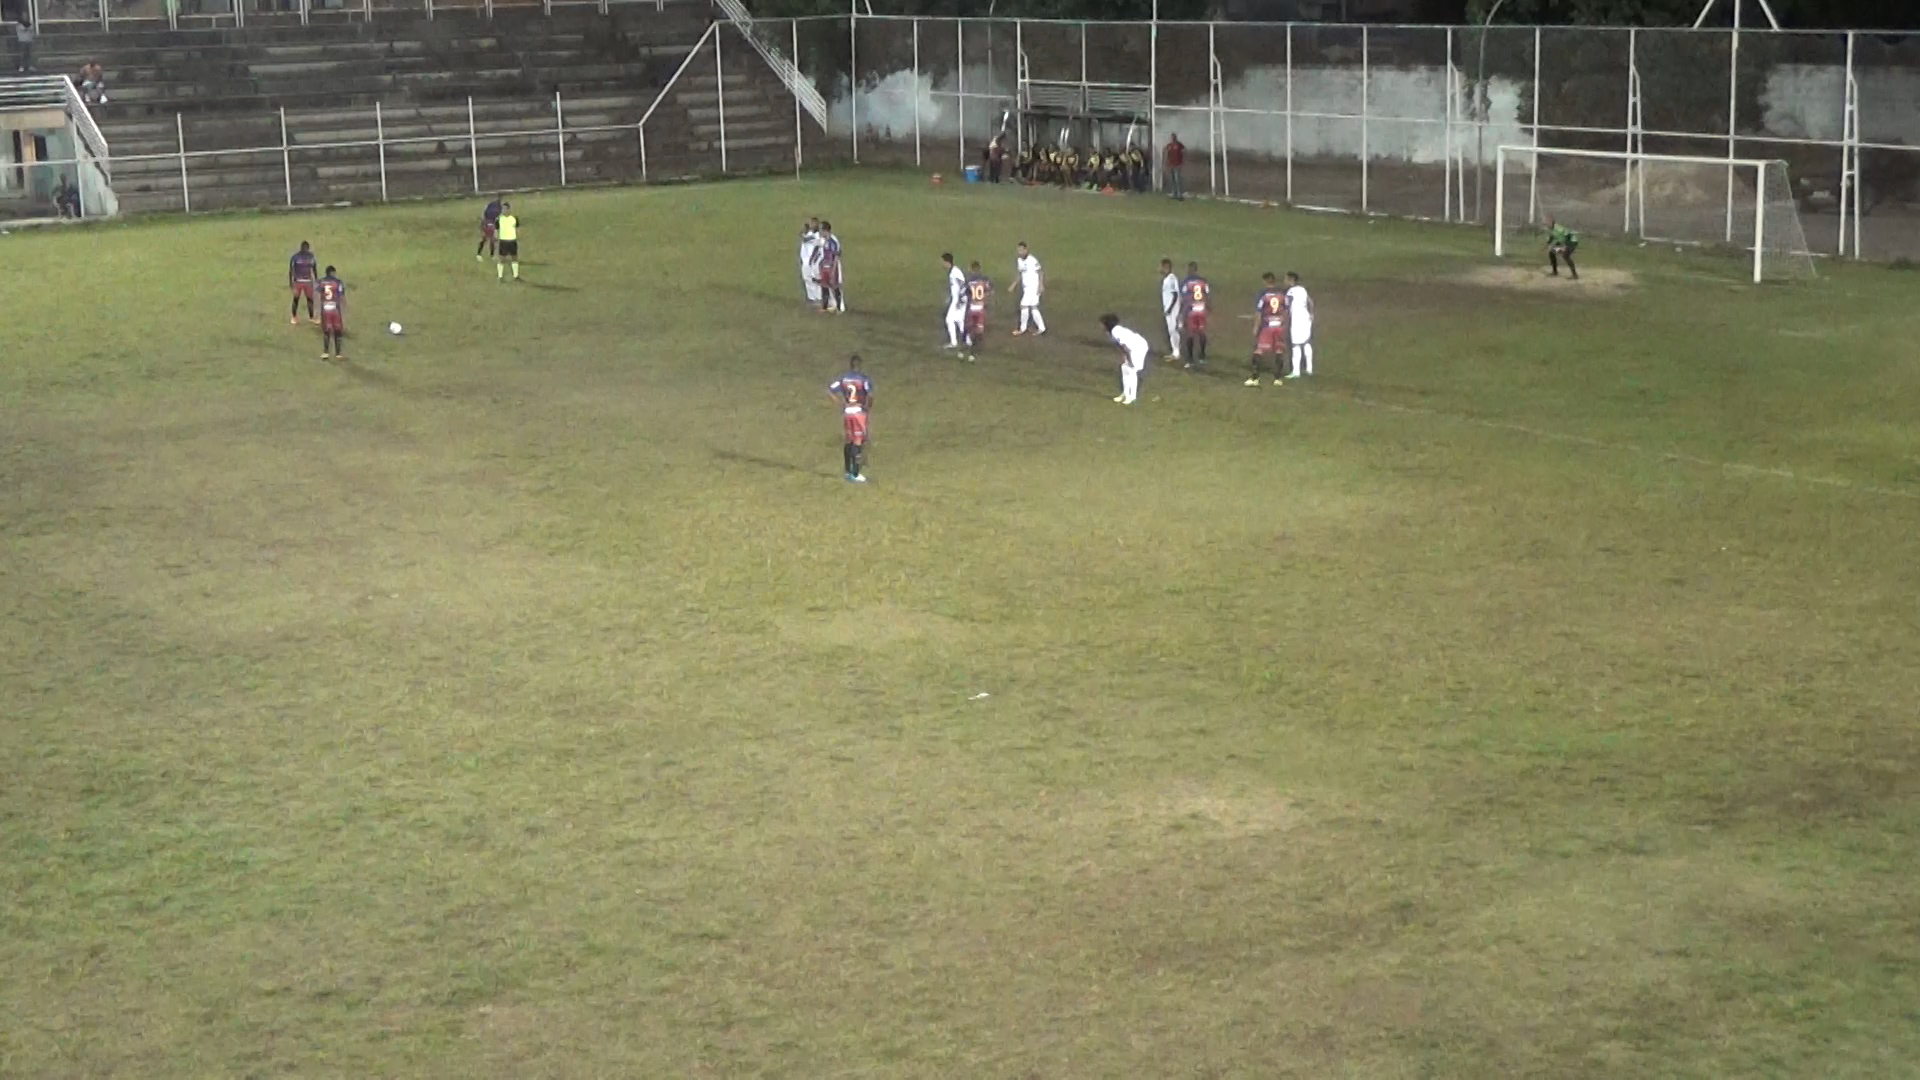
[{"x1": 2, "y1": 173, "x2": 1918, "y2": 1078}]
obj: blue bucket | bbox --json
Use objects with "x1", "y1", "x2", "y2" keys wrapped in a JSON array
[{"x1": 963, "y1": 165, "x2": 983, "y2": 183}]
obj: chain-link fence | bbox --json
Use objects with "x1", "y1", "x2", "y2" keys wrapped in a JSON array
[{"x1": 808, "y1": 15, "x2": 1920, "y2": 262}]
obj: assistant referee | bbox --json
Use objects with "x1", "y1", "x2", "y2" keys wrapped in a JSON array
[{"x1": 495, "y1": 202, "x2": 520, "y2": 283}]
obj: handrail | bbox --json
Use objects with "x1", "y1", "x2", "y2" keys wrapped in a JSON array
[
  {"x1": 636, "y1": 18, "x2": 716, "y2": 131},
  {"x1": 711, "y1": 0, "x2": 826, "y2": 128},
  {"x1": 61, "y1": 75, "x2": 114, "y2": 181}
]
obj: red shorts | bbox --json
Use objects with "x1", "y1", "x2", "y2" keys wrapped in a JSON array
[
  {"x1": 842, "y1": 410, "x2": 869, "y2": 446},
  {"x1": 481, "y1": 221, "x2": 496, "y2": 238},
  {"x1": 320, "y1": 309, "x2": 344, "y2": 333},
  {"x1": 1186, "y1": 311, "x2": 1209, "y2": 335},
  {"x1": 965, "y1": 310, "x2": 986, "y2": 336},
  {"x1": 1255, "y1": 325, "x2": 1286, "y2": 354},
  {"x1": 292, "y1": 282, "x2": 315, "y2": 300},
  {"x1": 818, "y1": 264, "x2": 839, "y2": 289}
]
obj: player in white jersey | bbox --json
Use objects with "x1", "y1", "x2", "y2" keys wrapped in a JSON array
[
  {"x1": 1284, "y1": 271, "x2": 1315, "y2": 378},
  {"x1": 799, "y1": 218, "x2": 821, "y2": 305},
  {"x1": 941, "y1": 252, "x2": 967, "y2": 349},
  {"x1": 1011, "y1": 242, "x2": 1047, "y2": 336},
  {"x1": 1100, "y1": 314, "x2": 1150, "y2": 405},
  {"x1": 1158, "y1": 258, "x2": 1181, "y2": 361}
]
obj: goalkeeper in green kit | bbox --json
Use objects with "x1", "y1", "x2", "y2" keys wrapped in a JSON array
[{"x1": 1546, "y1": 216, "x2": 1579, "y2": 280}]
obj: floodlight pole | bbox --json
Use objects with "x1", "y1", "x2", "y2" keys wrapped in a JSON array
[{"x1": 1473, "y1": 0, "x2": 1509, "y2": 224}]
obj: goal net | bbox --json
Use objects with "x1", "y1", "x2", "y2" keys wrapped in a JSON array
[{"x1": 1493, "y1": 147, "x2": 1816, "y2": 283}]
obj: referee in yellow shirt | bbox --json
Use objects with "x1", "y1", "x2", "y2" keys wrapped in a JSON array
[{"x1": 495, "y1": 202, "x2": 520, "y2": 282}]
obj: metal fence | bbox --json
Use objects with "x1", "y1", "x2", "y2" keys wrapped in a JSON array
[
  {"x1": 15, "y1": 9, "x2": 1920, "y2": 260},
  {"x1": 24, "y1": 0, "x2": 674, "y2": 29},
  {"x1": 793, "y1": 15, "x2": 1920, "y2": 261}
]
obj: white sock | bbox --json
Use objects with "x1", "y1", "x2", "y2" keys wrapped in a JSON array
[
  {"x1": 1303, "y1": 343, "x2": 1314, "y2": 374},
  {"x1": 1290, "y1": 345, "x2": 1303, "y2": 378},
  {"x1": 1121, "y1": 365, "x2": 1139, "y2": 402},
  {"x1": 945, "y1": 314, "x2": 962, "y2": 346},
  {"x1": 1030, "y1": 308, "x2": 1046, "y2": 333},
  {"x1": 1018, "y1": 307, "x2": 1031, "y2": 332}
]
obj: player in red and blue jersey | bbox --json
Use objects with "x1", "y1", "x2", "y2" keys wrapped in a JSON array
[
  {"x1": 827, "y1": 355, "x2": 873, "y2": 483},
  {"x1": 1179, "y1": 261, "x2": 1211, "y2": 368},
  {"x1": 1246, "y1": 271, "x2": 1289, "y2": 386},
  {"x1": 288, "y1": 241, "x2": 319, "y2": 325},
  {"x1": 477, "y1": 196, "x2": 502, "y2": 260},
  {"x1": 961, "y1": 261, "x2": 992, "y2": 362},
  {"x1": 318, "y1": 266, "x2": 347, "y2": 361},
  {"x1": 813, "y1": 221, "x2": 845, "y2": 313}
]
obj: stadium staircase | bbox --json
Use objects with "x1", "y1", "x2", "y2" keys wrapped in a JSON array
[{"x1": 34, "y1": 7, "x2": 798, "y2": 213}]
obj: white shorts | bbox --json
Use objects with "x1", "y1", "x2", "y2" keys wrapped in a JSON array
[
  {"x1": 1291, "y1": 320, "x2": 1314, "y2": 345},
  {"x1": 1021, "y1": 297, "x2": 1042, "y2": 309}
]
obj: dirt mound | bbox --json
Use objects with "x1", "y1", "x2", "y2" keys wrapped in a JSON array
[{"x1": 1463, "y1": 265, "x2": 1637, "y2": 294}]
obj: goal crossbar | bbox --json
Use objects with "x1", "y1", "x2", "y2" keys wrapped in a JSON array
[{"x1": 1493, "y1": 145, "x2": 1806, "y2": 284}]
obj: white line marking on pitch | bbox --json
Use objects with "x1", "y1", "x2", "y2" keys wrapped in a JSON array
[{"x1": 1317, "y1": 388, "x2": 1920, "y2": 503}]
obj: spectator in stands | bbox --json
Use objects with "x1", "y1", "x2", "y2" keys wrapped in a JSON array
[
  {"x1": 1163, "y1": 133, "x2": 1185, "y2": 200},
  {"x1": 79, "y1": 59, "x2": 107, "y2": 105},
  {"x1": 13, "y1": 13, "x2": 35, "y2": 73},
  {"x1": 987, "y1": 135, "x2": 1004, "y2": 184}
]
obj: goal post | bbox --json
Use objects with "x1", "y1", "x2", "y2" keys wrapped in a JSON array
[{"x1": 1493, "y1": 146, "x2": 1816, "y2": 284}]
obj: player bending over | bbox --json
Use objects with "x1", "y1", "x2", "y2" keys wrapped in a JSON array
[
  {"x1": 289, "y1": 241, "x2": 319, "y2": 325},
  {"x1": 1546, "y1": 216, "x2": 1579, "y2": 280},
  {"x1": 1101, "y1": 314, "x2": 1150, "y2": 405},
  {"x1": 814, "y1": 222, "x2": 845, "y2": 313},
  {"x1": 1179, "y1": 261, "x2": 1211, "y2": 369},
  {"x1": 1159, "y1": 258, "x2": 1181, "y2": 362},
  {"x1": 1011, "y1": 242, "x2": 1047, "y2": 336},
  {"x1": 827, "y1": 356, "x2": 873, "y2": 483},
  {"x1": 1246, "y1": 272, "x2": 1289, "y2": 386},
  {"x1": 495, "y1": 202, "x2": 520, "y2": 282},
  {"x1": 477, "y1": 195, "x2": 502, "y2": 260},
  {"x1": 961, "y1": 261, "x2": 991, "y2": 362},
  {"x1": 318, "y1": 266, "x2": 347, "y2": 361},
  {"x1": 942, "y1": 252, "x2": 966, "y2": 349},
  {"x1": 1284, "y1": 271, "x2": 1315, "y2": 378}
]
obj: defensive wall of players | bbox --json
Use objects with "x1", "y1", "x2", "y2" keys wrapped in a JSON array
[{"x1": 7, "y1": 3, "x2": 1919, "y2": 262}]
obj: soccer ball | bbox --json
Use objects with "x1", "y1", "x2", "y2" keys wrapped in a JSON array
[{"x1": 388, "y1": 322, "x2": 403, "y2": 335}]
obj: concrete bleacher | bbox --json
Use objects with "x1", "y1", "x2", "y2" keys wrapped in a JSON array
[{"x1": 31, "y1": 7, "x2": 798, "y2": 213}]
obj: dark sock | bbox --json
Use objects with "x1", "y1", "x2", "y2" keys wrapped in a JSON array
[
  {"x1": 1198, "y1": 334, "x2": 1209, "y2": 361},
  {"x1": 843, "y1": 443, "x2": 854, "y2": 475},
  {"x1": 852, "y1": 445, "x2": 864, "y2": 477},
  {"x1": 291, "y1": 297, "x2": 299, "y2": 316}
]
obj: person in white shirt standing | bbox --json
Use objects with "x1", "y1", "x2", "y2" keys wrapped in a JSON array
[
  {"x1": 941, "y1": 252, "x2": 967, "y2": 349},
  {"x1": 1101, "y1": 314, "x2": 1150, "y2": 405},
  {"x1": 1284, "y1": 271, "x2": 1315, "y2": 379},
  {"x1": 1158, "y1": 257, "x2": 1181, "y2": 362},
  {"x1": 799, "y1": 218, "x2": 821, "y2": 306},
  {"x1": 1011, "y1": 242, "x2": 1047, "y2": 336}
]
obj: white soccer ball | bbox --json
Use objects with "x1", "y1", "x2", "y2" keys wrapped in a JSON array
[{"x1": 388, "y1": 321, "x2": 403, "y2": 335}]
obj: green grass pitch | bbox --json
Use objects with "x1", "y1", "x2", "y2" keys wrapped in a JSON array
[{"x1": 4, "y1": 173, "x2": 1920, "y2": 1077}]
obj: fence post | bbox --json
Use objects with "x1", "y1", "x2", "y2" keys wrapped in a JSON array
[
  {"x1": 911, "y1": 18, "x2": 921, "y2": 167},
  {"x1": 485, "y1": 0, "x2": 493, "y2": 21},
  {"x1": 1443, "y1": 28, "x2": 1452, "y2": 222},
  {"x1": 281, "y1": 106, "x2": 292, "y2": 207},
  {"x1": 177, "y1": 113, "x2": 190, "y2": 214},
  {"x1": 715, "y1": 29, "x2": 728, "y2": 173},
  {"x1": 1725, "y1": 24, "x2": 1739, "y2": 243},
  {"x1": 1751, "y1": 160, "x2": 1766, "y2": 284},
  {"x1": 1624, "y1": 28, "x2": 1637, "y2": 234},
  {"x1": 555, "y1": 89, "x2": 568, "y2": 186},
  {"x1": 793, "y1": 20, "x2": 804, "y2": 174},
  {"x1": 167, "y1": 0, "x2": 177, "y2": 31},
  {"x1": 1148, "y1": 12, "x2": 1157, "y2": 190},
  {"x1": 1207, "y1": 21, "x2": 1216, "y2": 196},
  {"x1": 376, "y1": 102, "x2": 388, "y2": 202},
  {"x1": 1527, "y1": 25, "x2": 1540, "y2": 226},
  {"x1": 1015, "y1": 19, "x2": 1024, "y2": 162},
  {"x1": 849, "y1": 10, "x2": 859, "y2": 164},
  {"x1": 1079, "y1": 20, "x2": 1087, "y2": 88},
  {"x1": 957, "y1": 20, "x2": 965, "y2": 170},
  {"x1": 426, "y1": 0, "x2": 433, "y2": 22},
  {"x1": 1285, "y1": 23, "x2": 1293, "y2": 205},
  {"x1": 300, "y1": 0, "x2": 308, "y2": 27},
  {"x1": 469, "y1": 96, "x2": 481, "y2": 193},
  {"x1": 99, "y1": 0, "x2": 107, "y2": 32},
  {"x1": 1361, "y1": 25, "x2": 1369, "y2": 214}
]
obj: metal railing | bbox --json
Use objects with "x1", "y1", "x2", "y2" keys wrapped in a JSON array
[
  {"x1": 22, "y1": 0, "x2": 688, "y2": 31},
  {"x1": 711, "y1": 0, "x2": 826, "y2": 127}
]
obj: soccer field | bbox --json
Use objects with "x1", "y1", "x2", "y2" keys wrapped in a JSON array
[{"x1": 4, "y1": 173, "x2": 1919, "y2": 1077}]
